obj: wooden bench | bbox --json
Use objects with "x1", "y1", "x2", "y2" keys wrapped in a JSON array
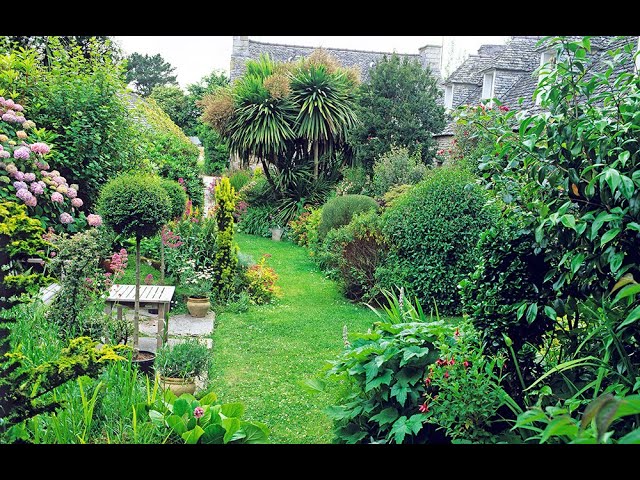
[{"x1": 105, "y1": 284, "x2": 176, "y2": 349}]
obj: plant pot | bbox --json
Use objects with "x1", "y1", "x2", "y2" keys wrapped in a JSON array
[
  {"x1": 158, "y1": 375, "x2": 196, "y2": 396},
  {"x1": 187, "y1": 297, "x2": 210, "y2": 317},
  {"x1": 270, "y1": 227, "x2": 283, "y2": 241},
  {"x1": 132, "y1": 350, "x2": 156, "y2": 375}
]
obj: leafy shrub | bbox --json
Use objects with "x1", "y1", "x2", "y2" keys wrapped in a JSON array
[
  {"x1": 129, "y1": 95, "x2": 203, "y2": 207},
  {"x1": 381, "y1": 184, "x2": 412, "y2": 209},
  {"x1": 371, "y1": 146, "x2": 429, "y2": 197},
  {"x1": 148, "y1": 390, "x2": 269, "y2": 444},
  {"x1": 288, "y1": 205, "x2": 320, "y2": 247},
  {"x1": 420, "y1": 320, "x2": 514, "y2": 443},
  {"x1": 379, "y1": 167, "x2": 497, "y2": 316},
  {"x1": 197, "y1": 123, "x2": 229, "y2": 175},
  {"x1": 159, "y1": 178, "x2": 187, "y2": 222},
  {"x1": 155, "y1": 339, "x2": 210, "y2": 379},
  {"x1": 318, "y1": 194, "x2": 378, "y2": 240},
  {"x1": 164, "y1": 214, "x2": 217, "y2": 276},
  {"x1": 97, "y1": 173, "x2": 171, "y2": 241},
  {"x1": 460, "y1": 212, "x2": 553, "y2": 396},
  {"x1": 317, "y1": 210, "x2": 387, "y2": 303},
  {"x1": 336, "y1": 166, "x2": 371, "y2": 195},
  {"x1": 325, "y1": 317, "x2": 455, "y2": 443},
  {"x1": 0, "y1": 41, "x2": 140, "y2": 212},
  {"x1": 244, "y1": 254, "x2": 283, "y2": 305},
  {"x1": 228, "y1": 169, "x2": 252, "y2": 193},
  {"x1": 0, "y1": 95, "x2": 99, "y2": 233},
  {"x1": 211, "y1": 177, "x2": 238, "y2": 300},
  {"x1": 237, "y1": 204, "x2": 277, "y2": 238},
  {"x1": 0, "y1": 201, "x2": 53, "y2": 309}
]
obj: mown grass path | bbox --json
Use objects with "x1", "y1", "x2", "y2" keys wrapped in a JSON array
[{"x1": 208, "y1": 233, "x2": 378, "y2": 443}]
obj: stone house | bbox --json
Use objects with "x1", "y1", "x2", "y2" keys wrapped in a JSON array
[
  {"x1": 230, "y1": 36, "x2": 443, "y2": 83},
  {"x1": 435, "y1": 35, "x2": 640, "y2": 149}
]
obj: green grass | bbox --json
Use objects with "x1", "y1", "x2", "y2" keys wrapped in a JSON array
[
  {"x1": 120, "y1": 258, "x2": 165, "y2": 286},
  {"x1": 209, "y1": 233, "x2": 379, "y2": 444}
]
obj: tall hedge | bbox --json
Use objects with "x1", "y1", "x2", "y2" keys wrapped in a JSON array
[
  {"x1": 212, "y1": 177, "x2": 238, "y2": 299},
  {"x1": 378, "y1": 167, "x2": 497, "y2": 315}
]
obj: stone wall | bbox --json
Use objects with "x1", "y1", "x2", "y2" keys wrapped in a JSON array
[{"x1": 230, "y1": 36, "x2": 442, "y2": 83}]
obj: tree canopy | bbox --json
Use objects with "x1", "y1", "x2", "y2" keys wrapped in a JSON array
[
  {"x1": 125, "y1": 52, "x2": 178, "y2": 96},
  {"x1": 348, "y1": 53, "x2": 445, "y2": 170}
]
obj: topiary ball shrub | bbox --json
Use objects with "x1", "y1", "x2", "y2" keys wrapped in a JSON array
[
  {"x1": 378, "y1": 167, "x2": 497, "y2": 316},
  {"x1": 318, "y1": 194, "x2": 378, "y2": 240},
  {"x1": 97, "y1": 173, "x2": 171, "y2": 240},
  {"x1": 159, "y1": 178, "x2": 188, "y2": 222}
]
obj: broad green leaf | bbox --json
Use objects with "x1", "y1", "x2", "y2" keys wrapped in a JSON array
[
  {"x1": 611, "y1": 273, "x2": 636, "y2": 293},
  {"x1": 364, "y1": 360, "x2": 379, "y2": 383},
  {"x1": 526, "y1": 303, "x2": 538, "y2": 324},
  {"x1": 580, "y1": 394, "x2": 615, "y2": 430},
  {"x1": 200, "y1": 424, "x2": 225, "y2": 444},
  {"x1": 388, "y1": 416, "x2": 410, "y2": 444},
  {"x1": 166, "y1": 414, "x2": 187, "y2": 435},
  {"x1": 570, "y1": 253, "x2": 585, "y2": 275},
  {"x1": 406, "y1": 414, "x2": 428, "y2": 435},
  {"x1": 181, "y1": 425, "x2": 204, "y2": 444},
  {"x1": 610, "y1": 251, "x2": 624, "y2": 274},
  {"x1": 612, "y1": 284, "x2": 640, "y2": 305},
  {"x1": 540, "y1": 416, "x2": 578, "y2": 443},
  {"x1": 560, "y1": 214, "x2": 576, "y2": 230},
  {"x1": 390, "y1": 383, "x2": 411, "y2": 406},
  {"x1": 619, "y1": 428, "x2": 640, "y2": 444},
  {"x1": 544, "y1": 306, "x2": 557, "y2": 320},
  {"x1": 618, "y1": 305, "x2": 640, "y2": 330},
  {"x1": 620, "y1": 175, "x2": 635, "y2": 200},
  {"x1": 516, "y1": 409, "x2": 547, "y2": 428},
  {"x1": 600, "y1": 228, "x2": 621, "y2": 248},
  {"x1": 400, "y1": 345, "x2": 429, "y2": 366},
  {"x1": 370, "y1": 407, "x2": 399, "y2": 426},
  {"x1": 627, "y1": 222, "x2": 640, "y2": 232},
  {"x1": 516, "y1": 303, "x2": 527, "y2": 320},
  {"x1": 298, "y1": 378, "x2": 326, "y2": 394},
  {"x1": 148, "y1": 409, "x2": 164, "y2": 426},
  {"x1": 604, "y1": 169, "x2": 621, "y2": 195},
  {"x1": 324, "y1": 405, "x2": 353, "y2": 421},
  {"x1": 221, "y1": 402, "x2": 245, "y2": 419},
  {"x1": 172, "y1": 398, "x2": 190, "y2": 417},
  {"x1": 365, "y1": 369, "x2": 393, "y2": 392},
  {"x1": 239, "y1": 421, "x2": 269, "y2": 444},
  {"x1": 222, "y1": 417, "x2": 241, "y2": 444},
  {"x1": 199, "y1": 391, "x2": 218, "y2": 406}
]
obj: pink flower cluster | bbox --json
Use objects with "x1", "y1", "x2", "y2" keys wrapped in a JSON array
[
  {"x1": 161, "y1": 225, "x2": 183, "y2": 248},
  {"x1": 110, "y1": 249, "x2": 129, "y2": 279}
]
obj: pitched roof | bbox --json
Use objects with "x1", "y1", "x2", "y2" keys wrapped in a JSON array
[
  {"x1": 479, "y1": 36, "x2": 544, "y2": 73},
  {"x1": 446, "y1": 44, "x2": 505, "y2": 85}
]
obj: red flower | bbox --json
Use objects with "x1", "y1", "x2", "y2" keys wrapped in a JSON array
[
  {"x1": 436, "y1": 358, "x2": 445, "y2": 366},
  {"x1": 425, "y1": 377, "x2": 432, "y2": 385},
  {"x1": 454, "y1": 327, "x2": 460, "y2": 337},
  {"x1": 444, "y1": 371, "x2": 450, "y2": 379},
  {"x1": 419, "y1": 402, "x2": 429, "y2": 413},
  {"x1": 449, "y1": 358, "x2": 455, "y2": 366},
  {"x1": 463, "y1": 361, "x2": 470, "y2": 368}
]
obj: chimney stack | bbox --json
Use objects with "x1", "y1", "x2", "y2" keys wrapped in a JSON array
[{"x1": 419, "y1": 44, "x2": 443, "y2": 79}]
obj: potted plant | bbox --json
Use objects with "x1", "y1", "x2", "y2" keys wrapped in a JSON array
[
  {"x1": 155, "y1": 339, "x2": 211, "y2": 396},
  {"x1": 183, "y1": 279, "x2": 213, "y2": 317}
]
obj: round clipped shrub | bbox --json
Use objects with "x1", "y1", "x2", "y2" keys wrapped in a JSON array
[
  {"x1": 371, "y1": 146, "x2": 429, "y2": 197},
  {"x1": 159, "y1": 178, "x2": 188, "y2": 221},
  {"x1": 378, "y1": 167, "x2": 497, "y2": 315},
  {"x1": 97, "y1": 173, "x2": 171, "y2": 240},
  {"x1": 318, "y1": 194, "x2": 378, "y2": 240}
]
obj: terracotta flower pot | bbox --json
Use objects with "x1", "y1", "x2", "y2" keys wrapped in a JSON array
[
  {"x1": 159, "y1": 375, "x2": 196, "y2": 396},
  {"x1": 187, "y1": 297, "x2": 210, "y2": 317},
  {"x1": 270, "y1": 227, "x2": 283, "y2": 241}
]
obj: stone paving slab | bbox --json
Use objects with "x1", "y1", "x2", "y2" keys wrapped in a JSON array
[{"x1": 122, "y1": 309, "x2": 215, "y2": 337}]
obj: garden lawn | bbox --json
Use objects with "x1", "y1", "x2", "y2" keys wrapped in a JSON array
[{"x1": 209, "y1": 233, "x2": 378, "y2": 444}]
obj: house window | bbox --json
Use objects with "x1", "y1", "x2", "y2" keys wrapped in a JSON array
[
  {"x1": 444, "y1": 84, "x2": 454, "y2": 110},
  {"x1": 482, "y1": 71, "x2": 495, "y2": 100}
]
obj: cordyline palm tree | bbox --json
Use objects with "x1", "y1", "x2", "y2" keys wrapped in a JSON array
[
  {"x1": 226, "y1": 55, "x2": 296, "y2": 194},
  {"x1": 289, "y1": 64, "x2": 359, "y2": 179}
]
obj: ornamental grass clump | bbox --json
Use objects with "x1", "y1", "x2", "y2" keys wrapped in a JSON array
[{"x1": 97, "y1": 173, "x2": 171, "y2": 351}]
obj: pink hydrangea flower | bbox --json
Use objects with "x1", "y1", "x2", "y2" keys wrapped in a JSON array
[
  {"x1": 51, "y1": 192, "x2": 64, "y2": 203},
  {"x1": 13, "y1": 146, "x2": 29, "y2": 159},
  {"x1": 87, "y1": 214, "x2": 102, "y2": 227},
  {"x1": 2, "y1": 113, "x2": 17, "y2": 123},
  {"x1": 60, "y1": 212, "x2": 74, "y2": 224},
  {"x1": 4, "y1": 99, "x2": 15, "y2": 109},
  {"x1": 16, "y1": 189, "x2": 32, "y2": 202},
  {"x1": 71, "y1": 197, "x2": 84, "y2": 208},
  {"x1": 53, "y1": 176, "x2": 66, "y2": 185},
  {"x1": 13, "y1": 181, "x2": 28, "y2": 191},
  {"x1": 0, "y1": 150, "x2": 9, "y2": 159},
  {"x1": 66, "y1": 187, "x2": 77, "y2": 198},
  {"x1": 193, "y1": 407, "x2": 204, "y2": 419},
  {"x1": 35, "y1": 160, "x2": 49, "y2": 170},
  {"x1": 23, "y1": 172, "x2": 36, "y2": 182},
  {"x1": 25, "y1": 195, "x2": 37, "y2": 207},
  {"x1": 30, "y1": 142, "x2": 51, "y2": 155},
  {"x1": 13, "y1": 103, "x2": 24, "y2": 112},
  {"x1": 13, "y1": 171, "x2": 25, "y2": 181},
  {"x1": 16, "y1": 131, "x2": 27, "y2": 140},
  {"x1": 15, "y1": 116, "x2": 26, "y2": 124},
  {"x1": 30, "y1": 182, "x2": 44, "y2": 195}
]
